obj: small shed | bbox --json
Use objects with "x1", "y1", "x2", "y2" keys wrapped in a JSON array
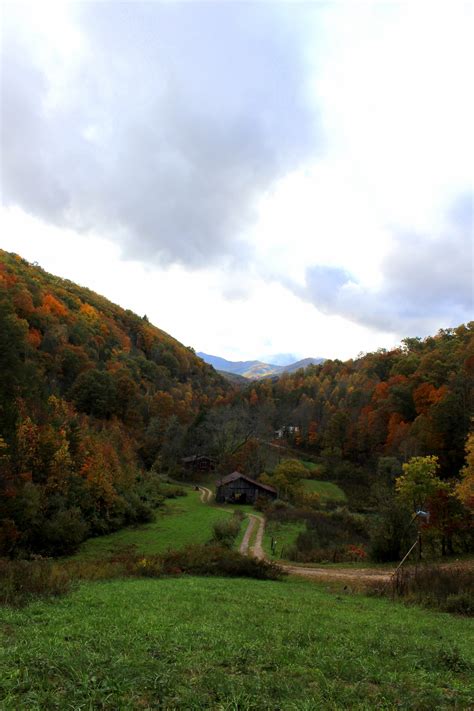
[
  {"x1": 215, "y1": 471, "x2": 277, "y2": 504},
  {"x1": 181, "y1": 455, "x2": 216, "y2": 473}
]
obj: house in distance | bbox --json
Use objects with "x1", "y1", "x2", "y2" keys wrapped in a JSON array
[
  {"x1": 215, "y1": 471, "x2": 277, "y2": 504},
  {"x1": 181, "y1": 455, "x2": 216, "y2": 473}
]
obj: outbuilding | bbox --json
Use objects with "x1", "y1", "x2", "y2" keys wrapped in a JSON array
[
  {"x1": 181, "y1": 455, "x2": 216, "y2": 473},
  {"x1": 215, "y1": 471, "x2": 277, "y2": 504}
]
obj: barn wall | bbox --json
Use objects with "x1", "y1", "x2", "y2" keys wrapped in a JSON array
[{"x1": 215, "y1": 479, "x2": 276, "y2": 503}]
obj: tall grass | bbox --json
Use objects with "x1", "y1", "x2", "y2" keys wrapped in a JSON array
[
  {"x1": 0, "y1": 544, "x2": 284, "y2": 606},
  {"x1": 368, "y1": 563, "x2": 474, "y2": 615}
]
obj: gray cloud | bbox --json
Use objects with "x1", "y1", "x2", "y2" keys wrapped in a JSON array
[
  {"x1": 1, "y1": 2, "x2": 319, "y2": 267},
  {"x1": 295, "y1": 194, "x2": 473, "y2": 335}
]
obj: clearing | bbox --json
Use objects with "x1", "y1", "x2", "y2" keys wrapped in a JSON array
[{"x1": 75, "y1": 490, "x2": 230, "y2": 559}]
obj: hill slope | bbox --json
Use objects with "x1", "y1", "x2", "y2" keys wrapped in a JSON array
[
  {"x1": 0, "y1": 250, "x2": 229, "y2": 555},
  {"x1": 198, "y1": 351, "x2": 324, "y2": 379}
]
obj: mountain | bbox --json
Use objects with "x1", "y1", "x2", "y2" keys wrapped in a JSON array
[
  {"x1": 197, "y1": 352, "x2": 325, "y2": 379},
  {"x1": 0, "y1": 250, "x2": 229, "y2": 555}
]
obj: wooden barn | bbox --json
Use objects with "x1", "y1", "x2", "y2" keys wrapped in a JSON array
[
  {"x1": 181, "y1": 455, "x2": 216, "y2": 473},
  {"x1": 215, "y1": 471, "x2": 277, "y2": 504}
]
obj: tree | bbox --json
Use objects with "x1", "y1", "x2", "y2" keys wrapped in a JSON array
[
  {"x1": 395, "y1": 455, "x2": 446, "y2": 513},
  {"x1": 456, "y1": 430, "x2": 474, "y2": 511},
  {"x1": 261, "y1": 459, "x2": 307, "y2": 501}
]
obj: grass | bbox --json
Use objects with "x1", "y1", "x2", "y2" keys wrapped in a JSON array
[
  {"x1": 1, "y1": 576, "x2": 472, "y2": 709},
  {"x1": 263, "y1": 520, "x2": 306, "y2": 560},
  {"x1": 75, "y1": 491, "x2": 231, "y2": 559},
  {"x1": 303, "y1": 478, "x2": 347, "y2": 502}
]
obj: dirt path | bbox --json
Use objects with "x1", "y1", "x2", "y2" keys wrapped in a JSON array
[
  {"x1": 239, "y1": 515, "x2": 258, "y2": 555},
  {"x1": 198, "y1": 493, "x2": 393, "y2": 583},
  {"x1": 281, "y1": 564, "x2": 391, "y2": 583},
  {"x1": 242, "y1": 512, "x2": 392, "y2": 582},
  {"x1": 198, "y1": 487, "x2": 213, "y2": 503},
  {"x1": 250, "y1": 515, "x2": 265, "y2": 560}
]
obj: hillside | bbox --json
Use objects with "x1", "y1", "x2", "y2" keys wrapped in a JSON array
[
  {"x1": 198, "y1": 351, "x2": 324, "y2": 379},
  {"x1": 2, "y1": 576, "x2": 472, "y2": 709},
  {"x1": 0, "y1": 250, "x2": 229, "y2": 555},
  {"x1": 236, "y1": 326, "x2": 473, "y2": 488}
]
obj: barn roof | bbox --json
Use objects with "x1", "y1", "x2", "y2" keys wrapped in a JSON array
[
  {"x1": 181, "y1": 454, "x2": 215, "y2": 463},
  {"x1": 216, "y1": 471, "x2": 277, "y2": 494}
]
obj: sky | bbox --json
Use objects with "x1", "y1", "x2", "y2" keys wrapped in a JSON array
[{"x1": 1, "y1": 0, "x2": 473, "y2": 362}]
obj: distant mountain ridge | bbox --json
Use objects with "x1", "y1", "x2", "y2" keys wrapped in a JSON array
[{"x1": 197, "y1": 352, "x2": 325, "y2": 379}]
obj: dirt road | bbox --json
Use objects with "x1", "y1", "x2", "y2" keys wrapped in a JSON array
[
  {"x1": 239, "y1": 512, "x2": 392, "y2": 583},
  {"x1": 239, "y1": 515, "x2": 257, "y2": 555},
  {"x1": 198, "y1": 487, "x2": 213, "y2": 503}
]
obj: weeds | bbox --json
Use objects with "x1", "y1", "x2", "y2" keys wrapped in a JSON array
[
  {"x1": 211, "y1": 512, "x2": 243, "y2": 548},
  {"x1": 0, "y1": 558, "x2": 73, "y2": 606},
  {"x1": 0, "y1": 544, "x2": 284, "y2": 606},
  {"x1": 367, "y1": 563, "x2": 474, "y2": 615}
]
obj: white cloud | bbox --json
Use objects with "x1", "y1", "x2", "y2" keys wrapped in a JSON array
[{"x1": 1, "y1": 2, "x2": 472, "y2": 359}]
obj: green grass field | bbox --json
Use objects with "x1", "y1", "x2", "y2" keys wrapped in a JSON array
[
  {"x1": 1, "y1": 576, "x2": 472, "y2": 710},
  {"x1": 263, "y1": 519, "x2": 306, "y2": 560},
  {"x1": 75, "y1": 491, "x2": 231, "y2": 559},
  {"x1": 303, "y1": 478, "x2": 347, "y2": 502}
]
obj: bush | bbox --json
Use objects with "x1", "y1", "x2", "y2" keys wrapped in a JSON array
[
  {"x1": 289, "y1": 508, "x2": 370, "y2": 563},
  {"x1": 369, "y1": 564, "x2": 474, "y2": 615},
  {"x1": 39, "y1": 507, "x2": 89, "y2": 556},
  {"x1": 0, "y1": 558, "x2": 73, "y2": 606},
  {"x1": 159, "y1": 545, "x2": 285, "y2": 580},
  {"x1": 211, "y1": 514, "x2": 242, "y2": 548}
]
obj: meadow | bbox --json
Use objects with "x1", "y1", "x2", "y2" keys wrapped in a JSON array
[
  {"x1": 303, "y1": 478, "x2": 347, "y2": 502},
  {"x1": 1, "y1": 576, "x2": 472, "y2": 710},
  {"x1": 75, "y1": 491, "x2": 232, "y2": 559}
]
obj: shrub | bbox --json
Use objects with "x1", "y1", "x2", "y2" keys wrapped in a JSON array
[
  {"x1": 369, "y1": 564, "x2": 474, "y2": 615},
  {"x1": 211, "y1": 513, "x2": 242, "y2": 548},
  {"x1": 0, "y1": 558, "x2": 73, "y2": 606},
  {"x1": 39, "y1": 507, "x2": 89, "y2": 556},
  {"x1": 289, "y1": 508, "x2": 370, "y2": 563},
  {"x1": 159, "y1": 545, "x2": 285, "y2": 581}
]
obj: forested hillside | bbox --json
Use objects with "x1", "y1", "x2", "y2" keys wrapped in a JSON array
[
  {"x1": 0, "y1": 251, "x2": 228, "y2": 555},
  {"x1": 242, "y1": 326, "x2": 473, "y2": 480}
]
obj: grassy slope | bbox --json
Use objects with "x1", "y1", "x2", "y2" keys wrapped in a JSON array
[
  {"x1": 303, "y1": 478, "x2": 347, "y2": 502},
  {"x1": 263, "y1": 520, "x2": 306, "y2": 560},
  {"x1": 260, "y1": 479, "x2": 347, "y2": 560},
  {"x1": 75, "y1": 491, "x2": 230, "y2": 559},
  {"x1": 1, "y1": 577, "x2": 472, "y2": 710}
]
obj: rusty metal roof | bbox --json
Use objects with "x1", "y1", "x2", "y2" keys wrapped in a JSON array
[{"x1": 215, "y1": 471, "x2": 277, "y2": 494}]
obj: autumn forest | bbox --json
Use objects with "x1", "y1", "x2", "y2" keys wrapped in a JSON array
[{"x1": 0, "y1": 249, "x2": 472, "y2": 560}]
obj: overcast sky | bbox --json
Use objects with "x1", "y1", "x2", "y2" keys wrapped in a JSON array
[{"x1": 1, "y1": 1, "x2": 473, "y2": 362}]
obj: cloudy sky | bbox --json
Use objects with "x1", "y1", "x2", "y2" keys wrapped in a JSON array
[{"x1": 1, "y1": 1, "x2": 472, "y2": 362}]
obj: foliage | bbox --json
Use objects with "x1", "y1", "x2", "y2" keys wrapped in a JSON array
[
  {"x1": 260, "y1": 458, "x2": 308, "y2": 503},
  {"x1": 288, "y1": 508, "x2": 370, "y2": 563},
  {"x1": 0, "y1": 557, "x2": 73, "y2": 606},
  {"x1": 0, "y1": 251, "x2": 228, "y2": 555},
  {"x1": 241, "y1": 323, "x2": 473, "y2": 483},
  {"x1": 395, "y1": 455, "x2": 446, "y2": 512},
  {"x1": 375, "y1": 563, "x2": 474, "y2": 616},
  {"x1": 211, "y1": 512, "x2": 243, "y2": 548},
  {"x1": 456, "y1": 428, "x2": 474, "y2": 510}
]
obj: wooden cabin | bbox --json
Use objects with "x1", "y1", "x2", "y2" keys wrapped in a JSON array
[
  {"x1": 181, "y1": 455, "x2": 216, "y2": 473},
  {"x1": 215, "y1": 471, "x2": 277, "y2": 504}
]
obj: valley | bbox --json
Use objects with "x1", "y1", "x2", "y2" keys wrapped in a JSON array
[{"x1": 0, "y1": 250, "x2": 473, "y2": 710}]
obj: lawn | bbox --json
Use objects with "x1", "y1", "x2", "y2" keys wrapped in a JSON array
[
  {"x1": 1, "y1": 576, "x2": 472, "y2": 709},
  {"x1": 75, "y1": 491, "x2": 231, "y2": 559},
  {"x1": 303, "y1": 478, "x2": 347, "y2": 502}
]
